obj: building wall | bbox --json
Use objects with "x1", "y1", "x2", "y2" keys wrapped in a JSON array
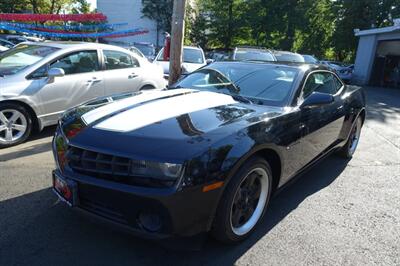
[
  {"x1": 353, "y1": 35, "x2": 377, "y2": 85},
  {"x1": 97, "y1": 0, "x2": 163, "y2": 46}
]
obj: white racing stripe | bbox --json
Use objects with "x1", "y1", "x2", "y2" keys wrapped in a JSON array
[
  {"x1": 82, "y1": 89, "x2": 194, "y2": 125},
  {"x1": 94, "y1": 91, "x2": 237, "y2": 132}
]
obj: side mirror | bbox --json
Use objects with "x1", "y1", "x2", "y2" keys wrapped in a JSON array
[
  {"x1": 206, "y1": 59, "x2": 214, "y2": 65},
  {"x1": 47, "y1": 68, "x2": 65, "y2": 78},
  {"x1": 300, "y1": 92, "x2": 334, "y2": 109}
]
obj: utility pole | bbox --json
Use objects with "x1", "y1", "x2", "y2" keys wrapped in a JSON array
[{"x1": 168, "y1": 0, "x2": 187, "y2": 85}]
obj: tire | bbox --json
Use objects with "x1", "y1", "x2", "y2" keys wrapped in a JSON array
[
  {"x1": 0, "y1": 103, "x2": 33, "y2": 148},
  {"x1": 211, "y1": 156, "x2": 273, "y2": 244},
  {"x1": 338, "y1": 116, "x2": 363, "y2": 159}
]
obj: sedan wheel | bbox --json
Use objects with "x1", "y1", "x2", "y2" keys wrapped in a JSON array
[
  {"x1": 212, "y1": 157, "x2": 272, "y2": 243},
  {"x1": 0, "y1": 104, "x2": 32, "y2": 148}
]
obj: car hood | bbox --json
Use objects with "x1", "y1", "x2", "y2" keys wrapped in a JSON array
[
  {"x1": 153, "y1": 61, "x2": 205, "y2": 74},
  {"x1": 60, "y1": 89, "x2": 283, "y2": 162}
]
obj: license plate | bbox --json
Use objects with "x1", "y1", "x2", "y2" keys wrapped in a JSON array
[{"x1": 52, "y1": 172, "x2": 78, "y2": 207}]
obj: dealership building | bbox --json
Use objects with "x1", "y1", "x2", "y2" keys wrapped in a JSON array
[
  {"x1": 353, "y1": 19, "x2": 400, "y2": 87},
  {"x1": 97, "y1": 0, "x2": 163, "y2": 46}
]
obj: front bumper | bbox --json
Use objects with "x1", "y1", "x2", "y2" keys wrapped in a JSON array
[{"x1": 52, "y1": 169, "x2": 222, "y2": 239}]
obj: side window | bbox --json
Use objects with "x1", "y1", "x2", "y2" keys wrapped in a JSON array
[
  {"x1": 103, "y1": 50, "x2": 139, "y2": 70},
  {"x1": 50, "y1": 50, "x2": 99, "y2": 75},
  {"x1": 303, "y1": 72, "x2": 342, "y2": 99},
  {"x1": 29, "y1": 64, "x2": 49, "y2": 79}
]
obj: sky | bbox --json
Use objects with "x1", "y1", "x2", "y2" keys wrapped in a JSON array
[{"x1": 87, "y1": 0, "x2": 97, "y2": 10}]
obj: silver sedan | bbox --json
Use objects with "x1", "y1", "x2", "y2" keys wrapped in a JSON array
[{"x1": 0, "y1": 41, "x2": 166, "y2": 148}]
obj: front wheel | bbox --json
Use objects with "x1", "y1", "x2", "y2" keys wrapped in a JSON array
[
  {"x1": 212, "y1": 157, "x2": 273, "y2": 244},
  {"x1": 0, "y1": 103, "x2": 33, "y2": 148}
]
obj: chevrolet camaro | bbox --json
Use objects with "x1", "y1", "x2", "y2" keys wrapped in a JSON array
[{"x1": 52, "y1": 61, "x2": 365, "y2": 244}]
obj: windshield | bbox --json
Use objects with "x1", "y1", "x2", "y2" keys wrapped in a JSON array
[
  {"x1": 234, "y1": 50, "x2": 275, "y2": 62},
  {"x1": 134, "y1": 44, "x2": 155, "y2": 56},
  {"x1": 274, "y1": 52, "x2": 305, "y2": 63},
  {"x1": 328, "y1": 61, "x2": 349, "y2": 68},
  {"x1": 0, "y1": 44, "x2": 59, "y2": 76},
  {"x1": 157, "y1": 48, "x2": 204, "y2": 64},
  {"x1": 172, "y1": 63, "x2": 299, "y2": 106},
  {"x1": 302, "y1": 55, "x2": 318, "y2": 63}
]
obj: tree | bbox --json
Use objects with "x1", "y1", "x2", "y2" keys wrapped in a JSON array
[
  {"x1": 71, "y1": 0, "x2": 91, "y2": 14},
  {"x1": 141, "y1": 0, "x2": 173, "y2": 47},
  {"x1": 332, "y1": 0, "x2": 400, "y2": 61}
]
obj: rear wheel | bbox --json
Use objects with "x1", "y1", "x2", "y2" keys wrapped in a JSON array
[
  {"x1": 338, "y1": 116, "x2": 363, "y2": 158},
  {"x1": 212, "y1": 157, "x2": 273, "y2": 244},
  {"x1": 0, "y1": 103, "x2": 33, "y2": 148}
]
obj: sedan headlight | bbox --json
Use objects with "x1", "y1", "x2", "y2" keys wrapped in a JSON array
[{"x1": 131, "y1": 161, "x2": 183, "y2": 180}]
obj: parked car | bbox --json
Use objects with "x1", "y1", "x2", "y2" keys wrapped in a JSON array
[
  {"x1": 232, "y1": 46, "x2": 276, "y2": 62},
  {"x1": 302, "y1": 54, "x2": 319, "y2": 64},
  {"x1": 0, "y1": 41, "x2": 165, "y2": 148},
  {"x1": 153, "y1": 46, "x2": 208, "y2": 79},
  {"x1": 51, "y1": 61, "x2": 365, "y2": 244},
  {"x1": 126, "y1": 46, "x2": 146, "y2": 59},
  {"x1": 206, "y1": 48, "x2": 233, "y2": 62},
  {"x1": 0, "y1": 45, "x2": 8, "y2": 53},
  {"x1": 272, "y1": 50, "x2": 305, "y2": 63},
  {"x1": 320, "y1": 61, "x2": 353, "y2": 82},
  {"x1": 132, "y1": 42, "x2": 156, "y2": 62},
  {"x1": 5, "y1": 35, "x2": 44, "y2": 44},
  {"x1": 0, "y1": 38, "x2": 15, "y2": 49}
]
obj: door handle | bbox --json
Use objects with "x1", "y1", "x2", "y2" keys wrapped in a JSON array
[
  {"x1": 128, "y1": 73, "x2": 138, "y2": 79},
  {"x1": 87, "y1": 77, "x2": 102, "y2": 83}
]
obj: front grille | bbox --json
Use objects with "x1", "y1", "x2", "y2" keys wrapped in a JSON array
[
  {"x1": 79, "y1": 195, "x2": 128, "y2": 225},
  {"x1": 66, "y1": 146, "x2": 173, "y2": 188}
]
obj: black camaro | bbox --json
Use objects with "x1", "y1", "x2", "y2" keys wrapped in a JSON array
[{"x1": 52, "y1": 61, "x2": 365, "y2": 244}]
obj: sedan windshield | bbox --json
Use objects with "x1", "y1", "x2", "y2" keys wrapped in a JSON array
[
  {"x1": 157, "y1": 48, "x2": 204, "y2": 64},
  {"x1": 172, "y1": 63, "x2": 299, "y2": 106},
  {"x1": 274, "y1": 53, "x2": 305, "y2": 63},
  {"x1": 0, "y1": 44, "x2": 59, "y2": 76},
  {"x1": 234, "y1": 50, "x2": 275, "y2": 62}
]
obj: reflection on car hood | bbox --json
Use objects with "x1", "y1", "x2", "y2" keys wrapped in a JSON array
[{"x1": 60, "y1": 89, "x2": 283, "y2": 161}]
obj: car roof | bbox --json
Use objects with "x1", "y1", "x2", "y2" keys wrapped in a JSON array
[
  {"x1": 20, "y1": 41, "x2": 125, "y2": 50},
  {"x1": 272, "y1": 50, "x2": 302, "y2": 55},
  {"x1": 209, "y1": 60, "x2": 331, "y2": 72},
  {"x1": 235, "y1": 46, "x2": 273, "y2": 52},
  {"x1": 183, "y1": 46, "x2": 203, "y2": 51}
]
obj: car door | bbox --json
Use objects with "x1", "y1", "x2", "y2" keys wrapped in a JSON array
[
  {"x1": 31, "y1": 50, "x2": 105, "y2": 123},
  {"x1": 297, "y1": 71, "x2": 346, "y2": 167},
  {"x1": 102, "y1": 49, "x2": 144, "y2": 95}
]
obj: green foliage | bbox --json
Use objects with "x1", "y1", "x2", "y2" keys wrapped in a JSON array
[{"x1": 187, "y1": 0, "x2": 400, "y2": 62}]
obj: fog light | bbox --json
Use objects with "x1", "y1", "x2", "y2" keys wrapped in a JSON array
[{"x1": 138, "y1": 212, "x2": 162, "y2": 232}]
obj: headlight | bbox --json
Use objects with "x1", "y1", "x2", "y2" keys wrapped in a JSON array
[{"x1": 131, "y1": 160, "x2": 183, "y2": 180}]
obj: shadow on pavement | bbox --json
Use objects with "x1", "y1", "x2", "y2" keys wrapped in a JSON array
[
  {"x1": 0, "y1": 155, "x2": 349, "y2": 266},
  {"x1": 0, "y1": 126, "x2": 56, "y2": 161},
  {"x1": 364, "y1": 86, "x2": 400, "y2": 123}
]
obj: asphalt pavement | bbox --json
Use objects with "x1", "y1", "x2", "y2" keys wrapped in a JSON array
[{"x1": 0, "y1": 86, "x2": 399, "y2": 266}]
